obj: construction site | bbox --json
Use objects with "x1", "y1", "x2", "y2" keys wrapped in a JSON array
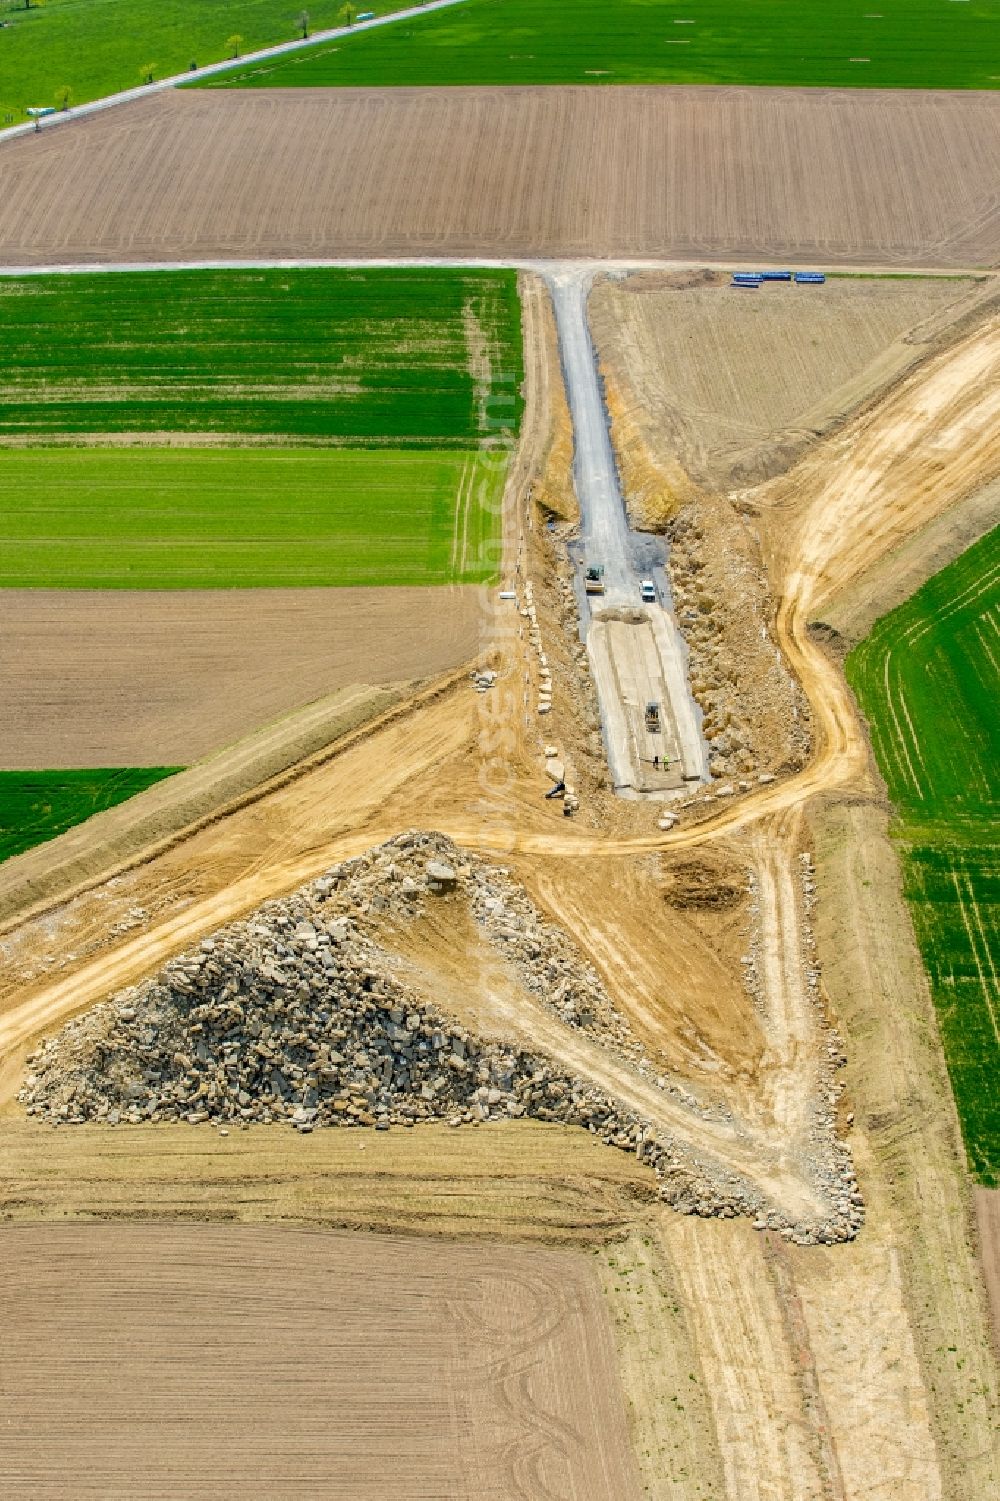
[{"x1": 0, "y1": 52, "x2": 998, "y2": 1498}]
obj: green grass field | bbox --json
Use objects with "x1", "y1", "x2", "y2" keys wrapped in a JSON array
[
  {"x1": 0, "y1": 0, "x2": 407, "y2": 124},
  {"x1": 0, "y1": 768, "x2": 180, "y2": 864},
  {"x1": 201, "y1": 0, "x2": 1000, "y2": 93},
  {"x1": 0, "y1": 447, "x2": 506, "y2": 587},
  {"x1": 0, "y1": 269, "x2": 523, "y2": 446},
  {"x1": 846, "y1": 526, "x2": 1000, "y2": 1183},
  {"x1": 0, "y1": 265, "x2": 518, "y2": 857}
]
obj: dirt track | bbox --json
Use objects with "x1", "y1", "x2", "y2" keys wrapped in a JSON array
[
  {"x1": 0, "y1": 585, "x2": 483, "y2": 767},
  {"x1": 1, "y1": 85, "x2": 998, "y2": 266}
]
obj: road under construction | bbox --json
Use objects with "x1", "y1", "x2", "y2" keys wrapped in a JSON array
[
  {"x1": 1, "y1": 261, "x2": 999, "y2": 1501},
  {"x1": 547, "y1": 264, "x2": 707, "y2": 799}
]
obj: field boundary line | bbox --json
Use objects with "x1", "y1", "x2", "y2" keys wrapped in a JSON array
[
  {"x1": 0, "y1": 0, "x2": 470, "y2": 147},
  {"x1": 0, "y1": 258, "x2": 994, "y2": 281},
  {"x1": 0, "y1": 663, "x2": 476, "y2": 940}
]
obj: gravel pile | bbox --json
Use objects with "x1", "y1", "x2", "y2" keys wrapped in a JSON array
[
  {"x1": 19, "y1": 833, "x2": 860, "y2": 1241},
  {"x1": 19, "y1": 837, "x2": 669, "y2": 1148},
  {"x1": 667, "y1": 502, "x2": 812, "y2": 783}
]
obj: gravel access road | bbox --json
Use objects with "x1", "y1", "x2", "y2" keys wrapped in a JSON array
[{"x1": 545, "y1": 264, "x2": 707, "y2": 792}]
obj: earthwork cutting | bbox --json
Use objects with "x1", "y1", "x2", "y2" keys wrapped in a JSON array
[
  {"x1": 2, "y1": 16, "x2": 999, "y2": 1495},
  {"x1": 2, "y1": 256, "x2": 999, "y2": 1499}
]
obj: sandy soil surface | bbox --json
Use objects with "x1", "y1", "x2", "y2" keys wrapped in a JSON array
[
  {"x1": 976, "y1": 1189, "x2": 1000, "y2": 1351},
  {"x1": 0, "y1": 585, "x2": 484, "y2": 767},
  {"x1": 590, "y1": 272, "x2": 992, "y2": 491},
  {"x1": 0, "y1": 680, "x2": 435, "y2": 927},
  {"x1": 819, "y1": 474, "x2": 1000, "y2": 646},
  {"x1": 1, "y1": 86, "x2": 998, "y2": 266},
  {"x1": 3, "y1": 273, "x2": 1000, "y2": 1497},
  {"x1": 0, "y1": 1117, "x2": 654, "y2": 1242},
  {"x1": 0, "y1": 1221, "x2": 641, "y2": 1501}
]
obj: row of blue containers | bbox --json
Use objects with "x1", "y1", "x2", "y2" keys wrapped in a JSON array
[{"x1": 731, "y1": 271, "x2": 826, "y2": 287}]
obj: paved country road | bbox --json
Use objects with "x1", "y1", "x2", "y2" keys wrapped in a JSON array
[
  {"x1": 546, "y1": 265, "x2": 638, "y2": 607},
  {"x1": 0, "y1": 0, "x2": 469, "y2": 145}
]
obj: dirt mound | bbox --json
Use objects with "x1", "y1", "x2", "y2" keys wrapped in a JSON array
[
  {"x1": 20, "y1": 834, "x2": 605, "y2": 1132},
  {"x1": 524, "y1": 276, "x2": 578, "y2": 524},
  {"x1": 661, "y1": 857, "x2": 746, "y2": 911},
  {"x1": 600, "y1": 364, "x2": 700, "y2": 530},
  {"x1": 668, "y1": 499, "x2": 813, "y2": 782}
]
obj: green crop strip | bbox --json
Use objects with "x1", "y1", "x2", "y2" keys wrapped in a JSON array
[
  {"x1": 0, "y1": 269, "x2": 524, "y2": 447},
  {"x1": 846, "y1": 526, "x2": 1000, "y2": 1183},
  {"x1": 199, "y1": 0, "x2": 1000, "y2": 93},
  {"x1": 0, "y1": 0, "x2": 411, "y2": 125},
  {"x1": 0, "y1": 266, "x2": 519, "y2": 854},
  {"x1": 0, "y1": 447, "x2": 506, "y2": 588},
  {"x1": 0, "y1": 768, "x2": 180, "y2": 864}
]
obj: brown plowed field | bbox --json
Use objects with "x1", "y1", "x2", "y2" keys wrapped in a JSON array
[
  {"x1": 1, "y1": 85, "x2": 998, "y2": 265},
  {"x1": 0, "y1": 585, "x2": 483, "y2": 767},
  {"x1": 0, "y1": 1222, "x2": 642, "y2": 1500}
]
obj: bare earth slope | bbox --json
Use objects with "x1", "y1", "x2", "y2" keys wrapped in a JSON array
[
  {"x1": 0, "y1": 585, "x2": 483, "y2": 767},
  {"x1": 1, "y1": 86, "x2": 998, "y2": 265},
  {"x1": 590, "y1": 272, "x2": 990, "y2": 490},
  {"x1": 0, "y1": 1222, "x2": 642, "y2": 1501}
]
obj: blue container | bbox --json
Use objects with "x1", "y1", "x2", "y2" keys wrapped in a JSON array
[
  {"x1": 732, "y1": 273, "x2": 763, "y2": 286},
  {"x1": 761, "y1": 270, "x2": 792, "y2": 282},
  {"x1": 794, "y1": 272, "x2": 826, "y2": 284}
]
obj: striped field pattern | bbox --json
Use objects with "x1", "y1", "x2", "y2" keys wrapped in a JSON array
[{"x1": 848, "y1": 526, "x2": 1000, "y2": 1182}]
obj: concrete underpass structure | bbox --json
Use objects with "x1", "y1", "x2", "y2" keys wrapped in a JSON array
[{"x1": 547, "y1": 264, "x2": 707, "y2": 799}]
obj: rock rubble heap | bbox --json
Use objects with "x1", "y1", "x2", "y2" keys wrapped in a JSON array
[
  {"x1": 20, "y1": 833, "x2": 860, "y2": 1241},
  {"x1": 19, "y1": 839, "x2": 656, "y2": 1145},
  {"x1": 667, "y1": 500, "x2": 811, "y2": 783}
]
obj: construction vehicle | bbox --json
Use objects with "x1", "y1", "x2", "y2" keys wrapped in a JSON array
[
  {"x1": 644, "y1": 702, "x2": 661, "y2": 733},
  {"x1": 584, "y1": 564, "x2": 605, "y2": 596},
  {"x1": 640, "y1": 579, "x2": 656, "y2": 603}
]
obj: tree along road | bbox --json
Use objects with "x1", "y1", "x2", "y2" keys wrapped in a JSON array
[{"x1": 0, "y1": 0, "x2": 469, "y2": 145}]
